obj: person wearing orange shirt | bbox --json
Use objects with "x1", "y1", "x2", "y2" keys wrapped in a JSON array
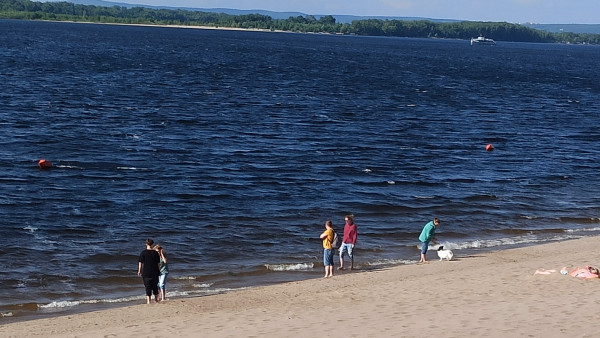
[{"x1": 319, "y1": 220, "x2": 335, "y2": 278}]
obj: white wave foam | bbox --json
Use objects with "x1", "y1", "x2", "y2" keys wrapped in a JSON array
[
  {"x1": 265, "y1": 263, "x2": 314, "y2": 271},
  {"x1": 39, "y1": 295, "x2": 144, "y2": 309},
  {"x1": 436, "y1": 234, "x2": 584, "y2": 252},
  {"x1": 55, "y1": 165, "x2": 83, "y2": 169},
  {"x1": 565, "y1": 226, "x2": 600, "y2": 232},
  {"x1": 172, "y1": 276, "x2": 208, "y2": 281},
  {"x1": 191, "y1": 283, "x2": 212, "y2": 288},
  {"x1": 416, "y1": 233, "x2": 587, "y2": 253},
  {"x1": 38, "y1": 287, "x2": 242, "y2": 310},
  {"x1": 164, "y1": 290, "x2": 191, "y2": 297},
  {"x1": 41, "y1": 300, "x2": 85, "y2": 308},
  {"x1": 23, "y1": 226, "x2": 37, "y2": 233}
]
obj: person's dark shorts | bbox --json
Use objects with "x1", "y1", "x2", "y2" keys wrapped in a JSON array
[{"x1": 143, "y1": 277, "x2": 159, "y2": 296}]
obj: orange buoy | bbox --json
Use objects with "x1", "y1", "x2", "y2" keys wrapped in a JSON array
[
  {"x1": 38, "y1": 159, "x2": 53, "y2": 169},
  {"x1": 485, "y1": 144, "x2": 494, "y2": 151}
]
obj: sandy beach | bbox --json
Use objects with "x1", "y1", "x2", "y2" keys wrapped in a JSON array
[
  {"x1": 54, "y1": 20, "x2": 290, "y2": 33},
  {"x1": 2, "y1": 236, "x2": 600, "y2": 337}
]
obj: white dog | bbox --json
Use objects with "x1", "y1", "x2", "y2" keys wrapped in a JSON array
[{"x1": 437, "y1": 246, "x2": 454, "y2": 261}]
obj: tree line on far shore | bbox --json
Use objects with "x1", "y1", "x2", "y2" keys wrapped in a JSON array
[{"x1": 1, "y1": 0, "x2": 599, "y2": 44}]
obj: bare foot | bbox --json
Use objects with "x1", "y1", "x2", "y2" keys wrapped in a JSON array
[{"x1": 338, "y1": 267, "x2": 344, "y2": 270}]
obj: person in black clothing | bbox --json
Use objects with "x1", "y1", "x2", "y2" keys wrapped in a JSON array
[{"x1": 137, "y1": 238, "x2": 161, "y2": 304}]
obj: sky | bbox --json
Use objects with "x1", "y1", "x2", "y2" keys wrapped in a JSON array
[{"x1": 117, "y1": 0, "x2": 600, "y2": 24}]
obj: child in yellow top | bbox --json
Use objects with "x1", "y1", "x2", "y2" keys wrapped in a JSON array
[{"x1": 319, "y1": 220, "x2": 335, "y2": 278}]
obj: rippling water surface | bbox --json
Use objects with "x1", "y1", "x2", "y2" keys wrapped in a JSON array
[{"x1": 1, "y1": 19, "x2": 599, "y2": 320}]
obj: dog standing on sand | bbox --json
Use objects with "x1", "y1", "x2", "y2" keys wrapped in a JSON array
[{"x1": 437, "y1": 246, "x2": 454, "y2": 261}]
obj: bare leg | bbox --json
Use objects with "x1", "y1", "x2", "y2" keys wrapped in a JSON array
[
  {"x1": 339, "y1": 256, "x2": 345, "y2": 270},
  {"x1": 419, "y1": 253, "x2": 426, "y2": 263},
  {"x1": 146, "y1": 296, "x2": 151, "y2": 304},
  {"x1": 350, "y1": 257, "x2": 354, "y2": 270}
]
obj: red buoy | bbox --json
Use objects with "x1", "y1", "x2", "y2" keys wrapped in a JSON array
[
  {"x1": 485, "y1": 144, "x2": 494, "y2": 151},
  {"x1": 38, "y1": 159, "x2": 53, "y2": 169}
]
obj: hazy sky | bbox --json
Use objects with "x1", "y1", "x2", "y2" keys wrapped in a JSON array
[{"x1": 117, "y1": 0, "x2": 600, "y2": 24}]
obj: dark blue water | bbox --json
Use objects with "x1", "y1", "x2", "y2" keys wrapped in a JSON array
[{"x1": 1, "y1": 19, "x2": 599, "y2": 320}]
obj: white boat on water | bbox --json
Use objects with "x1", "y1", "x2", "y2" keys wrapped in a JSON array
[{"x1": 470, "y1": 36, "x2": 496, "y2": 45}]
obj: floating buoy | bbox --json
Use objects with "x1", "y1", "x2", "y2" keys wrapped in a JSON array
[
  {"x1": 485, "y1": 144, "x2": 494, "y2": 151},
  {"x1": 38, "y1": 159, "x2": 52, "y2": 169}
]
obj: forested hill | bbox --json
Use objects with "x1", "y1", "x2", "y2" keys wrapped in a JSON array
[
  {"x1": 1, "y1": 0, "x2": 599, "y2": 44},
  {"x1": 50, "y1": 0, "x2": 600, "y2": 34}
]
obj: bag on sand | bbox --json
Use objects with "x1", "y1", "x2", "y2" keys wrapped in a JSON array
[{"x1": 331, "y1": 231, "x2": 342, "y2": 249}]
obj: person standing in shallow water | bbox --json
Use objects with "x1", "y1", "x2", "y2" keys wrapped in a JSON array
[
  {"x1": 138, "y1": 238, "x2": 161, "y2": 304},
  {"x1": 319, "y1": 220, "x2": 335, "y2": 278},
  {"x1": 154, "y1": 244, "x2": 169, "y2": 302},
  {"x1": 419, "y1": 218, "x2": 440, "y2": 263},
  {"x1": 339, "y1": 214, "x2": 357, "y2": 270}
]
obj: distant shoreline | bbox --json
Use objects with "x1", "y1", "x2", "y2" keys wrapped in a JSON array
[
  {"x1": 50, "y1": 19, "x2": 293, "y2": 34},
  {"x1": 2, "y1": 16, "x2": 596, "y2": 44},
  {"x1": 2, "y1": 0, "x2": 599, "y2": 44},
  {"x1": 31, "y1": 20, "x2": 600, "y2": 45}
]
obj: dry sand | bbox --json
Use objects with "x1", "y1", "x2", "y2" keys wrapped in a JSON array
[{"x1": 2, "y1": 236, "x2": 600, "y2": 337}]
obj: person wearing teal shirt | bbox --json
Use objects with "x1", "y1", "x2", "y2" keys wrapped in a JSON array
[
  {"x1": 153, "y1": 244, "x2": 169, "y2": 302},
  {"x1": 419, "y1": 218, "x2": 440, "y2": 263}
]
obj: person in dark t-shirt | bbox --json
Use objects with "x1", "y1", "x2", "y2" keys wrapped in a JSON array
[{"x1": 137, "y1": 238, "x2": 161, "y2": 304}]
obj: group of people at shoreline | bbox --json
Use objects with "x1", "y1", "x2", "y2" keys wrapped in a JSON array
[
  {"x1": 138, "y1": 215, "x2": 598, "y2": 303},
  {"x1": 138, "y1": 214, "x2": 439, "y2": 299},
  {"x1": 319, "y1": 214, "x2": 600, "y2": 281},
  {"x1": 320, "y1": 214, "x2": 358, "y2": 278},
  {"x1": 137, "y1": 239, "x2": 169, "y2": 304},
  {"x1": 319, "y1": 216, "x2": 442, "y2": 277},
  {"x1": 138, "y1": 214, "x2": 437, "y2": 300}
]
